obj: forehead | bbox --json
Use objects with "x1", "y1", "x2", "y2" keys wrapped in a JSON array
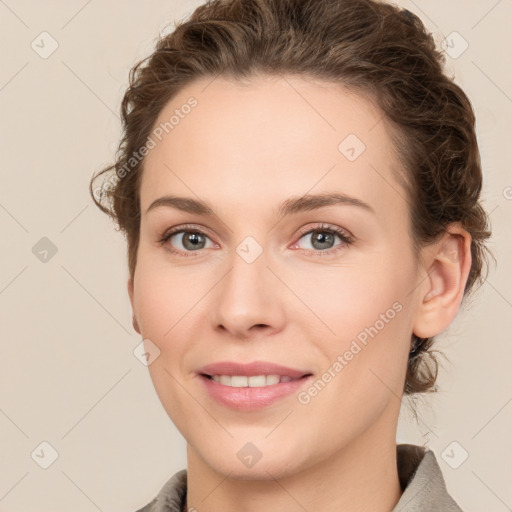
[{"x1": 140, "y1": 75, "x2": 408, "y2": 222}]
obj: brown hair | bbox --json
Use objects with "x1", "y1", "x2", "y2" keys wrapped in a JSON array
[{"x1": 90, "y1": 0, "x2": 492, "y2": 396}]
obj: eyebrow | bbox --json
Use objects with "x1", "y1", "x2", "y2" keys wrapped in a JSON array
[{"x1": 145, "y1": 192, "x2": 375, "y2": 218}]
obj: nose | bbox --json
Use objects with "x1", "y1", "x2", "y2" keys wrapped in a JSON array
[{"x1": 209, "y1": 247, "x2": 286, "y2": 339}]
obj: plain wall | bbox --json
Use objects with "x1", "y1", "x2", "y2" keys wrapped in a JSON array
[{"x1": 0, "y1": 1, "x2": 511, "y2": 510}]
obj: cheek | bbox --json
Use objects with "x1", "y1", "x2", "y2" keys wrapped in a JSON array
[
  {"x1": 295, "y1": 258, "x2": 414, "y2": 396},
  {"x1": 132, "y1": 261, "x2": 205, "y2": 429},
  {"x1": 133, "y1": 257, "x2": 210, "y2": 340},
  {"x1": 289, "y1": 259, "x2": 412, "y2": 341},
  {"x1": 295, "y1": 269, "x2": 411, "y2": 435}
]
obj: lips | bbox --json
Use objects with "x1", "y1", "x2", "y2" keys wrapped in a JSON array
[
  {"x1": 197, "y1": 361, "x2": 311, "y2": 379},
  {"x1": 197, "y1": 361, "x2": 314, "y2": 411}
]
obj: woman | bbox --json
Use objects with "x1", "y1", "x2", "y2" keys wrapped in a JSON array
[{"x1": 90, "y1": 0, "x2": 491, "y2": 510}]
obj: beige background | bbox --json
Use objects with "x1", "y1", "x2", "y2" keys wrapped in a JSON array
[{"x1": 0, "y1": 1, "x2": 511, "y2": 511}]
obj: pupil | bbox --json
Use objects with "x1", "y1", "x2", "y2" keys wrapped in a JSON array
[
  {"x1": 313, "y1": 231, "x2": 333, "y2": 250},
  {"x1": 184, "y1": 232, "x2": 204, "y2": 250}
]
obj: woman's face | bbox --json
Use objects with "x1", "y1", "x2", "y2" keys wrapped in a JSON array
[{"x1": 129, "y1": 75, "x2": 424, "y2": 479}]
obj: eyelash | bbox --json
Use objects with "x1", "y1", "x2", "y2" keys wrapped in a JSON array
[{"x1": 157, "y1": 223, "x2": 354, "y2": 257}]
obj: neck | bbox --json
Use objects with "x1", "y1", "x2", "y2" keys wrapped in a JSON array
[{"x1": 184, "y1": 404, "x2": 403, "y2": 512}]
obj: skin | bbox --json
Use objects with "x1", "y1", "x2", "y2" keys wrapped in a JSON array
[{"x1": 127, "y1": 75, "x2": 471, "y2": 512}]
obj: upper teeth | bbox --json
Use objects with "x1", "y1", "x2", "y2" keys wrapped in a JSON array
[{"x1": 211, "y1": 375, "x2": 295, "y2": 387}]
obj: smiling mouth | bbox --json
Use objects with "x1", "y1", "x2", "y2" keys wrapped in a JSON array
[{"x1": 201, "y1": 374, "x2": 312, "y2": 387}]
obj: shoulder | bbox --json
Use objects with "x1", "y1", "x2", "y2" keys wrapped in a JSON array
[
  {"x1": 133, "y1": 469, "x2": 187, "y2": 512},
  {"x1": 393, "y1": 443, "x2": 464, "y2": 512}
]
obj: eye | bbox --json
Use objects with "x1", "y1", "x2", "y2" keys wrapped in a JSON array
[
  {"x1": 158, "y1": 223, "x2": 353, "y2": 257},
  {"x1": 158, "y1": 224, "x2": 218, "y2": 256},
  {"x1": 292, "y1": 223, "x2": 354, "y2": 256}
]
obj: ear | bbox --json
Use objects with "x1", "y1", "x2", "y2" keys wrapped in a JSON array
[
  {"x1": 413, "y1": 223, "x2": 472, "y2": 339},
  {"x1": 127, "y1": 276, "x2": 141, "y2": 335}
]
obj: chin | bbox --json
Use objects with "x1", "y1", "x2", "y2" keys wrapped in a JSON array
[
  {"x1": 192, "y1": 437, "x2": 312, "y2": 481},
  {"x1": 209, "y1": 455, "x2": 301, "y2": 481}
]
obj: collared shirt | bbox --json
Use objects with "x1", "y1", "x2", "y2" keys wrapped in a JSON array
[{"x1": 134, "y1": 443, "x2": 463, "y2": 512}]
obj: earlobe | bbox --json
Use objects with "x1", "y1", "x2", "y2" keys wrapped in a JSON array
[
  {"x1": 127, "y1": 276, "x2": 141, "y2": 335},
  {"x1": 413, "y1": 225, "x2": 472, "y2": 339}
]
